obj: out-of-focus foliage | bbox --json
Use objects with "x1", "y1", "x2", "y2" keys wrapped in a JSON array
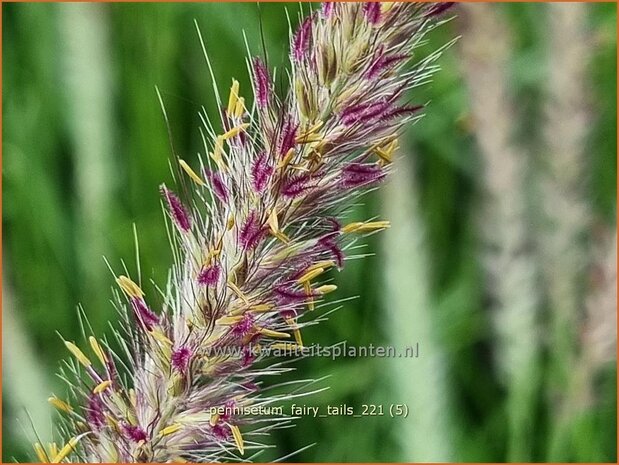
[{"x1": 3, "y1": 3, "x2": 616, "y2": 462}]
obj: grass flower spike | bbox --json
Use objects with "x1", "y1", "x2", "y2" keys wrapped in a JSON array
[{"x1": 45, "y1": 3, "x2": 452, "y2": 462}]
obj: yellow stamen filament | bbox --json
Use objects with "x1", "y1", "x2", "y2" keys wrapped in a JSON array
[
  {"x1": 230, "y1": 425, "x2": 245, "y2": 455},
  {"x1": 341, "y1": 220, "x2": 391, "y2": 233},
  {"x1": 88, "y1": 336, "x2": 107, "y2": 365},
  {"x1": 227, "y1": 79, "x2": 239, "y2": 115},
  {"x1": 209, "y1": 413, "x2": 220, "y2": 427},
  {"x1": 297, "y1": 267, "x2": 325, "y2": 284},
  {"x1": 222, "y1": 123, "x2": 249, "y2": 141},
  {"x1": 51, "y1": 437, "x2": 80, "y2": 463},
  {"x1": 33, "y1": 443, "x2": 49, "y2": 463},
  {"x1": 116, "y1": 275, "x2": 144, "y2": 298},
  {"x1": 315, "y1": 284, "x2": 338, "y2": 295},
  {"x1": 64, "y1": 341, "x2": 91, "y2": 367},
  {"x1": 48, "y1": 396, "x2": 73, "y2": 413},
  {"x1": 93, "y1": 380, "x2": 112, "y2": 394},
  {"x1": 159, "y1": 423, "x2": 182, "y2": 437},
  {"x1": 179, "y1": 159, "x2": 205, "y2": 186},
  {"x1": 216, "y1": 315, "x2": 245, "y2": 326},
  {"x1": 257, "y1": 327, "x2": 291, "y2": 339},
  {"x1": 277, "y1": 148, "x2": 296, "y2": 169}
]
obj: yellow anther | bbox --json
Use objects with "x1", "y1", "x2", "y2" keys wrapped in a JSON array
[
  {"x1": 271, "y1": 342, "x2": 302, "y2": 351},
  {"x1": 295, "y1": 132, "x2": 323, "y2": 144},
  {"x1": 374, "y1": 139, "x2": 398, "y2": 165},
  {"x1": 342, "y1": 220, "x2": 391, "y2": 233},
  {"x1": 93, "y1": 380, "x2": 112, "y2": 394},
  {"x1": 51, "y1": 437, "x2": 80, "y2": 463},
  {"x1": 49, "y1": 443, "x2": 58, "y2": 459},
  {"x1": 234, "y1": 97, "x2": 246, "y2": 118},
  {"x1": 227, "y1": 282, "x2": 249, "y2": 305},
  {"x1": 226, "y1": 214, "x2": 235, "y2": 230},
  {"x1": 210, "y1": 137, "x2": 228, "y2": 171},
  {"x1": 179, "y1": 159, "x2": 205, "y2": 186},
  {"x1": 277, "y1": 148, "x2": 296, "y2": 169},
  {"x1": 48, "y1": 396, "x2": 73, "y2": 413},
  {"x1": 303, "y1": 281, "x2": 315, "y2": 311},
  {"x1": 88, "y1": 336, "x2": 107, "y2": 365},
  {"x1": 315, "y1": 284, "x2": 338, "y2": 295},
  {"x1": 230, "y1": 425, "x2": 245, "y2": 455},
  {"x1": 216, "y1": 315, "x2": 244, "y2": 326},
  {"x1": 257, "y1": 327, "x2": 291, "y2": 339},
  {"x1": 306, "y1": 260, "x2": 335, "y2": 273},
  {"x1": 116, "y1": 275, "x2": 144, "y2": 298},
  {"x1": 33, "y1": 443, "x2": 49, "y2": 463},
  {"x1": 285, "y1": 318, "x2": 304, "y2": 347},
  {"x1": 248, "y1": 303, "x2": 274, "y2": 313},
  {"x1": 129, "y1": 389, "x2": 137, "y2": 408},
  {"x1": 381, "y1": 2, "x2": 395, "y2": 13},
  {"x1": 267, "y1": 208, "x2": 290, "y2": 244},
  {"x1": 209, "y1": 413, "x2": 220, "y2": 427},
  {"x1": 297, "y1": 267, "x2": 325, "y2": 284},
  {"x1": 64, "y1": 341, "x2": 92, "y2": 368},
  {"x1": 222, "y1": 123, "x2": 249, "y2": 141},
  {"x1": 159, "y1": 423, "x2": 182, "y2": 437},
  {"x1": 227, "y1": 79, "x2": 239, "y2": 115},
  {"x1": 150, "y1": 329, "x2": 173, "y2": 346}
]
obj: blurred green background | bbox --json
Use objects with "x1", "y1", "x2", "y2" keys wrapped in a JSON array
[{"x1": 3, "y1": 2, "x2": 617, "y2": 462}]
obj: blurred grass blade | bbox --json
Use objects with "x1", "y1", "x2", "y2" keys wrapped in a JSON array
[{"x1": 382, "y1": 156, "x2": 453, "y2": 461}]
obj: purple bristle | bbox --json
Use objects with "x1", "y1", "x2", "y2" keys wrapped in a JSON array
[
  {"x1": 339, "y1": 163, "x2": 385, "y2": 189},
  {"x1": 160, "y1": 184, "x2": 192, "y2": 233},
  {"x1": 86, "y1": 395, "x2": 105, "y2": 430},
  {"x1": 130, "y1": 297, "x2": 159, "y2": 332},
  {"x1": 171, "y1": 346, "x2": 192, "y2": 373},
  {"x1": 279, "y1": 116, "x2": 298, "y2": 156},
  {"x1": 281, "y1": 174, "x2": 313, "y2": 198},
  {"x1": 122, "y1": 424, "x2": 148, "y2": 443},
  {"x1": 251, "y1": 152, "x2": 274, "y2": 193},
  {"x1": 198, "y1": 263, "x2": 221, "y2": 287},
  {"x1": 239, "y1": 211, "x2": 265, "y2": 250},
  {"x1": 253, "y1": 57, "x2": 271, "y2": 109},
  {"x1": 363, "y1": 2, "x2": 381, "y2": 24},
  {"x1": 204, "y1": 170, "x2": 229, "y2": 203},
  {"x1": 426, "y1": 2, "x2": 455, "y2": 17},
  {"x1": 292, "y1": 15, "x2": 313, "y2": 62}
]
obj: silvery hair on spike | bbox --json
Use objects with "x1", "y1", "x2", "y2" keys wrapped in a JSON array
[{"x1": 36, "y1": 3, "x2": 453, "y2": 462}]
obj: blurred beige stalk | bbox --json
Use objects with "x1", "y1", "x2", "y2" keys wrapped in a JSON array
[
  {"x1": 542, "y1": 1, "x2": 591, "y2": 401},
  {"x1": 3, "y1": 273, "x2": 53, "y2": 447},
  {"x1": 382, "y1": 156, "x2": 454, "y2": 462},
  {"x1": 58, "y1": 3, "x2": 115, "y2": 327},
  {"x1": 459, "y1": 4, "x2": 541, "y2": 461}
]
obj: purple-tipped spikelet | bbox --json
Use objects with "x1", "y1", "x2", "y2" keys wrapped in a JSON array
[{"x1": 41, "y1": 3, "x2": 452, "y2": 462}]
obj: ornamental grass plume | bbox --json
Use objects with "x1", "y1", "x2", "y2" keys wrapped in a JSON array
[{"x1": 36, "y1": 3, "x2": 452, "y2": 462}]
